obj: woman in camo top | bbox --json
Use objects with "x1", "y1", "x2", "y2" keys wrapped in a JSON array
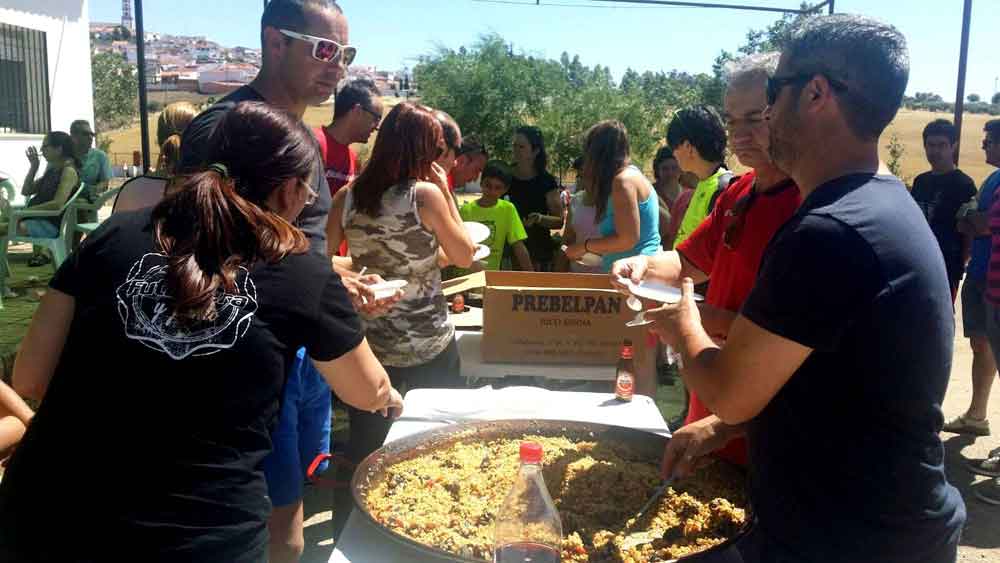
[{"x1": 329, "y1": 101, "x2": 476, "y2": 466}]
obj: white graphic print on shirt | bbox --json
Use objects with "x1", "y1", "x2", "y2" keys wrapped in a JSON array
[{"x1": 115, "y1": 253, "x2": 258, "y2": 359}]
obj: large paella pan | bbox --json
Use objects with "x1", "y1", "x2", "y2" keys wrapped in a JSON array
[{"x1": 351, "y1": 419, "x2": 749, "y2": 562}]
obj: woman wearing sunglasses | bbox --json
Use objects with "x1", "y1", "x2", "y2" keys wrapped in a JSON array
[
  {"x1": 563, "y1": 120, "x2": 661, "y2": 273},
  {"x1": 328, "y1": 101, "x2": 476, "y2": 476},
  {"x1": 0, "y1": 102, "x2": 402, "y2": 562}
]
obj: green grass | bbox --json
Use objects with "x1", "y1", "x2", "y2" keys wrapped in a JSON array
[{"x1": 1, "y1": 248, "x2": 54, "y2": 380}]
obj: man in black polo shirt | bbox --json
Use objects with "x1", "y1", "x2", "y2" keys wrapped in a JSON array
[{"x1": 645, "y1": 14, "x2": 965, "y2": 563}]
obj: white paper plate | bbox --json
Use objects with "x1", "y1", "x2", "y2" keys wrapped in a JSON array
[
  {"x1": 367, "y1": 279, "x2": 407, "y2": 300},
  {"x1": 464, "y1": 221, "x2": 491, "y2": 244},
  {"x1": 618, "y1": 278, "x2": 704, "y2": 304},
  {"x1": 473, "y1": 244, "x2": 491, "y2": 262}
]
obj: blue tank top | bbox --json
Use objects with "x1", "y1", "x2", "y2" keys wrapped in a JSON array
[{"x1": 598, "y1": 174, "x2": 661, "y2": 272}]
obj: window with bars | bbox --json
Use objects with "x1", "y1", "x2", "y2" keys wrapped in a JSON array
[{"x1": 0, "y1": 22, "x2": 50, "y2": 135}]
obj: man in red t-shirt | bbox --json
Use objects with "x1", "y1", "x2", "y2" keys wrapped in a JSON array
[
  {"x1": 319, "y1": 77, "x2": 383, "y2": 256},
  {"x1": 611, "y1": 52, "x2": 800, "y2": 474}
]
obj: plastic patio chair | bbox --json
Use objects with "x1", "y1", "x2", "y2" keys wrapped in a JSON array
[
  {"x1": 75, "y1": 186, "x2": 123, "y2": 236},
  {"x1": 0, "y1": 183, "x2": 87, "y2": 309},
  {"x1": 0, "y1": 178, "x2": 14, "y2": 308}
]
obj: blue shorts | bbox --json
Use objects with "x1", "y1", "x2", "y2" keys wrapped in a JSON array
[
  {"x1": 23, "y1": 219, "x2": 58, "y2": 238},
  {"x1": 263, "y1": 347, "x2": 332, "y2": 507}
]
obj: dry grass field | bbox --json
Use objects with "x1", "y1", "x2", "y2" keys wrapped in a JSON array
[
  {"x1": 101, "y1": 99, "x2": 386, "y2": 168},
  {"x1": 881, "y1": 109, "x2": 996, "y2": 186},
  {"x1": 100, "y1": 102, "x2": 997, "y2": 186}
]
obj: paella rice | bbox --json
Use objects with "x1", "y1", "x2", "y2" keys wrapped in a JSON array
[{"x1": 363, "y1": 434, "x2": 746, "y2": 562}]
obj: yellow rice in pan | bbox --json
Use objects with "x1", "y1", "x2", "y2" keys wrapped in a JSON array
[{"x1": 364, "y1": 434, "x2": 746, "y2": 562}]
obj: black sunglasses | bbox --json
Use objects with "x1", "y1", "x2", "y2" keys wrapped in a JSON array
[{"x1": 766, "y1": 73, "x2": 849, "y2": 106}]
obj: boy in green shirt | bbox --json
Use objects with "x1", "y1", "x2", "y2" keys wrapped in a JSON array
[{"x1": 460, "y1": 161, "x2": 534, "y2": 271}]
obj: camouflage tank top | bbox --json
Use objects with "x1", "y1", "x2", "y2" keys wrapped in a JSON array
[{"x1": 343, "y1": 180, "x2": 454, "y2": 367}]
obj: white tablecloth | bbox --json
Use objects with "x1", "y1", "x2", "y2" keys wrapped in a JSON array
[{"x1": 329, "y1": 386, "x2": 670, "y2": 563}]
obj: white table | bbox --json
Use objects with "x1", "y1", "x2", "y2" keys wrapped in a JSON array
[{"x1": 329, "y1": 386, "x2": 670, "y2": 563}]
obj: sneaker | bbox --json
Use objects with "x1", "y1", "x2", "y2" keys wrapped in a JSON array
[
  {"x1": 942, "y1": 414, "x2": 991, "y2": 436},
  {"x1": 968, "y1": 454, "x2": 1000, "y2": 478},
  {"x1": 974, "y1": 477, "x2": 1000, "y2": 506}
]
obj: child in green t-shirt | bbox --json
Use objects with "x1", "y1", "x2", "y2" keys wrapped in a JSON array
[{"x1": 459, "y1": 161, "x2": 534, "y2": 271}]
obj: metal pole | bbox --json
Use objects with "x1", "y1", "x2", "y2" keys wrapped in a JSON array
[
  {"x1": 953, "y1": 0, "x2": 972, "y2": 165},
  {"x1": 134, "y1": 0, "x2": 151, "y2": 173},
  {"x1": 828, "y1": 0, "x2": 834, "y2": 14}
]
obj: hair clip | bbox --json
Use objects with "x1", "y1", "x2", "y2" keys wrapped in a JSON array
[{"x1": 207, "y1": 162, "x2": 230, "y2": 179}]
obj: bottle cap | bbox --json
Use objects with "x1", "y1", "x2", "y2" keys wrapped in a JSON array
[{"x1": 520, "y1": 441, "x2": 543, "y2": 464}]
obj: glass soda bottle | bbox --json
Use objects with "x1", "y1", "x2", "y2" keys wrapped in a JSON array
[
  {"x1": 615, "y1": 338, "x2": 635, "y2": 402},
  {"x1": 493, "y1": 442, "x2": 563, "y2": 563}
]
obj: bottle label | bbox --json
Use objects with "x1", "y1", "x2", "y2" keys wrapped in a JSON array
[
  {"x1": 621, "y1": 346, "x2": 633, "y2": 360},
  {"x1": 615, "y1": 373, "x2": 634, "y2": 401}
]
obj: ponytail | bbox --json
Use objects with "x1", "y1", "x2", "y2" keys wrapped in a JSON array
[
  {"x1": 152, "y1": 167, "x2": 308, "y2": 324},
  {"x1": 156, "y1": 134, "x2": 183, "y2": 177}
]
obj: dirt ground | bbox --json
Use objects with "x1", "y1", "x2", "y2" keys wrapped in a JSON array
[{"x1": 298, "y1": 283, "x2": 1000, "y2": 563}]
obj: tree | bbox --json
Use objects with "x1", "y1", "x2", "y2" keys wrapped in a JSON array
[
  {"x1": 415, "y1": 34, "x2": 667, "y2": 180},
  {"x1": 112, "y1": 26, "x2": 132, "y2": 42},
  {"x1": 968, "y1": 93, "x2": 981, "y2": 103},
  {"x1": 885, "y1": 132, "x2": 907, "y2": 184},
  {"x1": 992, "y1": 92, "x2": 1000, "y2": 106},
  {"x1": 91, "y1": 51, "x2": 138, "y2": 131},
  {"x1": 620, "y1": 68, "x2": 641, "y2": 93}
]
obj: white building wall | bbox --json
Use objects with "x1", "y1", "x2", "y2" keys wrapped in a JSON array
[{"x1": 0, "y1": 0, "x2": 93, "y2": 205}]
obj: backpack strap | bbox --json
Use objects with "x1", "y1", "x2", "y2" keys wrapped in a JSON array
[{"x1": 707, "y1": 170, "x2": 737, "y2": 213}]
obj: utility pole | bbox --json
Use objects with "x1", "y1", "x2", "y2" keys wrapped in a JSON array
[
  {"x1": 135, "y1": 0, "x2": 150, "y2": 173},
  {"x1": 953, "y1": 0, "x2": 973, "y2": 165}
]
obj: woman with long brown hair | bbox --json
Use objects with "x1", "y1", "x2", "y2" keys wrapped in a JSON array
[
  {"x1": 563, "y1": 120, "x2": 661, "y2": 272},
  {"x1": 0, "y1": 102, "x2": 402, "y2": 562},
  {"x1": 329, "y1": 101, "x2": 475, "y2": 471}
]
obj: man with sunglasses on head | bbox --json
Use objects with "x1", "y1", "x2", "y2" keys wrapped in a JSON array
[
  {"x1": 613, "y1": 52, "x2": 800, "y2": 474},
  {"x1": 179, "y1": 3, "x2": 400, "y2": 562},
  {"x1": 181, "y1": 0, "x2": 354, "y2": 255},
  {"x1": 318, "y1": 77, "x2": 383, "y2": 257},
  {"x1": 634, "y1": 15, "x2": 965, "y2": 563}
]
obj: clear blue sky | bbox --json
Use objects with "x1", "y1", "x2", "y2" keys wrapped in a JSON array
[{"x1": 90, "y1": 0, "x2": 998, "y2": 102}]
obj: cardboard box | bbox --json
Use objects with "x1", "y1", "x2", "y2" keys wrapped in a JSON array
[{"x1": 443, "y1": 271, "x2": 648, "y2": 366}]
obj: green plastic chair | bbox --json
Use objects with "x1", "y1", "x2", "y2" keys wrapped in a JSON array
[
  {"x1": 0, "y1": 182, "x2": 86, "y2": 309},
  {"x1": 0, "y1": 178, "x2": 16, "y2": 309},
  {"x1": 75, "y1": 186, "x2": 122, "y2": 236}
]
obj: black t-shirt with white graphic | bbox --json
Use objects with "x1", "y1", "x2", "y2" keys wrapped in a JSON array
[
  {"x1": 0, "y1": 209, "x2": 361, "y2": 562},
  {"x1": 910, "y1": 169, "x2": 977, "y2": 287}
]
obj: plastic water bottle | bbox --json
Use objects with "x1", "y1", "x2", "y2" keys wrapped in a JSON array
[{"x1": 493, "y1": 442, "x2": 563, "y2": 563}]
